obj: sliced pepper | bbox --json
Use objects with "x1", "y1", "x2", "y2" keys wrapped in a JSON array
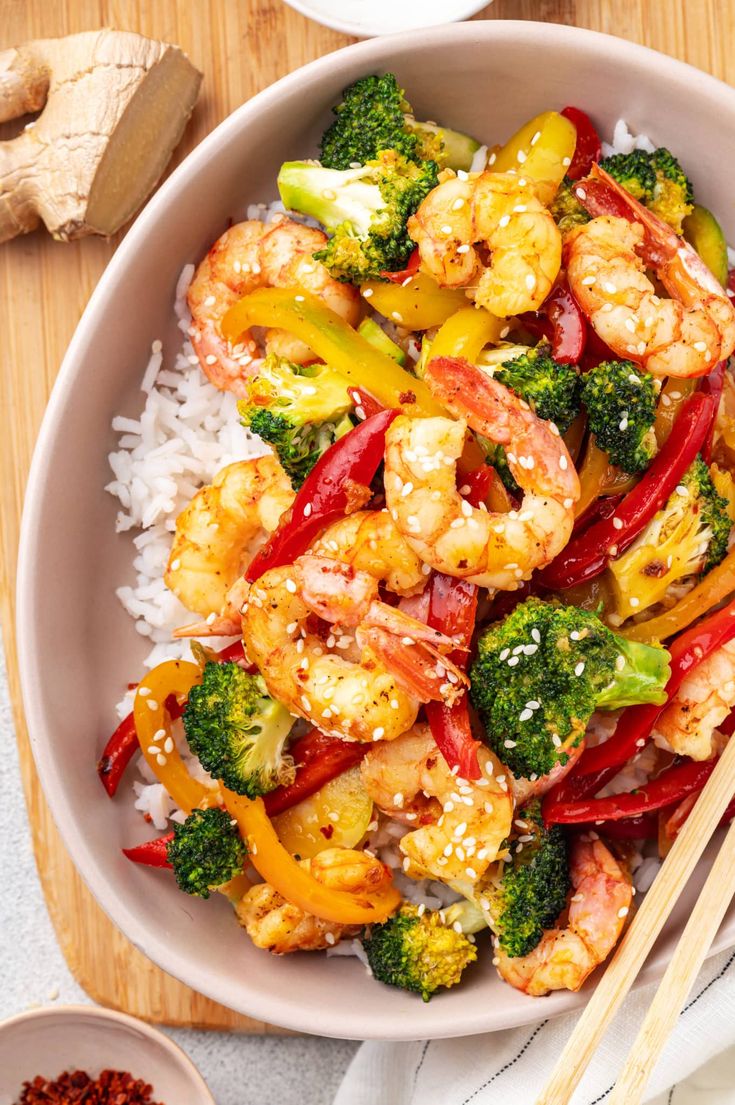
[
  {"x1": 573, "y1": 437, "x2": 635, "y2": 520},
  {"x1": 538, "y1": 392, "x2": 717, "y2": 589},
  {"x1": 463, "y1": 463, "x2": 513, "y2": 514},
  {"x1": 560, "y1": 106, "x2": 602, "y2": 181},
  {"x1": 428, "y1": 305, "x2": 506, "y2": 365},
  {"x1": 222, "y1": 288, "x2": 443, "y2": 416},
  {"x1": 491, "y1": 110, "x2": 577, "y2": 203},
  {"x1": 519, "y1": 280, "x2": 587, "y2": 365},
  {"x1": 360, "y1": 272, "x2": 469, "y2": 331},
  {"x1": 123, "y1": 832, "x2": 174, "y2": 868},
  {"x1": 246, "y1": 408, "x2": 397, "y2": 581},
  {"x1": 653, "y1": 377, "x2": 696, "y2": 448},
  {"x1": 97, "y1": 713, "x2": 138, "y2": 798},
  {"x1": 380, "y1": 247, "x2": 420, "y2": 284},
  {"x1": 623, "y1": 544, "x2": 735, "y2": 643},
  {"x1": 263, "y1": 730, "x2": 367, "y2": 817},
  {"x1": 222, "y1": 789, "x2": 400, "y2": 924}
]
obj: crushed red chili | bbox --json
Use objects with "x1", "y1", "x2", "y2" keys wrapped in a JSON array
[{"x1": 15, "y1": 1068, "x2": 164, "y2": 1105}]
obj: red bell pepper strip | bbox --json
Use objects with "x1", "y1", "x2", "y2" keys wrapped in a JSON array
[
  {"x1": 424, "y1": 572, "x2": 482, "y2": 780},
  {"x1": 98, "y1": 693, "x2": 185, "y2": 798},
  {"x1": 263, "y1": 730, "x2": 367, "y2": 817},
  {"x1": 246, "y1": 409, "x2": 398, "y2": 582},
  {"x1": 584, "y1": 813, "x2": 659, "y2": 840},
  {"x1": 348, "y1": 386, "x2": 385, "y2": 421},
  {"x1": 538, "y1": 392, "x2": 716, "y2": 590},
  {"x1": 380, "y1": 247, "x2": 420, "y2": 284},
  {"x1": 561, "y1": 106, "x2": 602, "y2": 180},
  {"x1": 571, "y1": 492, "x2": 624, "y2": 538},
  {"x1": 519, "y1": 280, "x2": 587, "y2": 365},
  {"x1": 123, "y1": 831, "x2": 174, "y2": 868},
  {"x1": 544, "y1": 757, "x2": 716, "y2": 824}
]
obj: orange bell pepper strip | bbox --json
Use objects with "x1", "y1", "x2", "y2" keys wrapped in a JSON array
[
  {"x1": 222, "y1": 788, "x2": 401, "y2": 925},
  {"x1": 653, "y1": 377, "x2": 696, "y2": 448},
  {"x1": 623, "y1": 544, "x2": 735, "y2": 643},
  {"x1": 133, "y1": 660, "x2": 213, "y2": 814},
  {"x1": 574, "y1": 437, "x2": 635, "y2": 519}
]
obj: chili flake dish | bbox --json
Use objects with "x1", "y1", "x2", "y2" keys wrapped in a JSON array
[{"x1": 100, "y1": 74, "x2": 735, "y2": 1002}]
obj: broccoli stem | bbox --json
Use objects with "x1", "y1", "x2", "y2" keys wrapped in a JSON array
[{"x1": 595, "y1": 636, "x2": 671, "y2": 709}]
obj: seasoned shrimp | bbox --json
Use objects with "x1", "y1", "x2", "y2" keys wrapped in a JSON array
[
  {"x1": 567, "y1": 166, "x2": 735, "y2": 378},
  {"x1": 360, "y1": 724, "x2": 514, "y2": 882},
  {"x1": 310, "y1": 510, "x2": 428, "y2": 598},
  {"x1": 242, "y1": 557, "x2": 467, "y2": 743},
  {"x1": 511, "y1": 742, "x2": 585, "y2": 806},
  {"x1": 384, "y1": 358, "x2": 580, "y2": 589},
  {"x1": 165, "y1": 456, "x2": 294, "y2": 622},
  {"x1": 495, "y1": 835, "x2": 632, "y2": 996},
  {"x1": 236, "y1": 848, "x2": 387, "y2": 953},
  {"x1": 407, "y1": 171, "x2": 562, "y2": 316},
  {"x1": 187, "y1": 217, "x2": 360, "y2": 395},
  {"x1": 653, "y1": 638, "x2": 735, "y2": 761}
]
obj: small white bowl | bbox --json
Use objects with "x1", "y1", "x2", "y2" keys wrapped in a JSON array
[
  {"x1": 282, "y1": 0, "x2": 489, "y2": 38},
  {"x1": 0, "y1": 1006, "x2": 214, "y2": 1105}
]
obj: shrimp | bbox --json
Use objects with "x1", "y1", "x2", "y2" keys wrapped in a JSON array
[
  {"x1": 495, "y1": 835, "x2": 632, "y2": 996},
  {"x1": 652, "y1": 638, "x2": 735, "y2": 761},
  {"x1": 165, "y1": 456, "x2": 294, "y2": 622},
  {"x1": 360, "y1": 724, "x2": 514, "y2": 883},
  {"x1": 236, "y1": 848, "x2": 387, "y2": 953},
  {"x1": 187, "y1": 217, "x2": 360, "y2": 395},
  {"x1": 383, "y1": 358, "x2": 580, "y2": 589},
  {"x1": 511, "y1": 741, "x2": 585, "y2": 806},
  {"x1": 407, "y1": 171, "x2": 562, "y2": 317},
  {"x1": 566, "y1": 165, "x2": 735, "y2": 378},
  {"x1": 310, "y1": 510, "x2": 428, "y2": 598},
  {"x1": 242, "y1": 557, "x2": 467, "y2": 743}
]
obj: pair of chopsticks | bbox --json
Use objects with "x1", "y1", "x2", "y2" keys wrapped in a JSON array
[{"x1": 537, "y1": 732, "x2": 735, "y2": 1105}]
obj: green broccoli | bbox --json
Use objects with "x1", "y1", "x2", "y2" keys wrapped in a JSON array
[
  {"x1": 581, "y1": 360, "x2": 658, "y2": 474},
  {"x1": 183, "y1": 662, "x2": 295, "y2": 797},
  {"x1": 239, "y1": 355, "x2": 353, "y2": 487},
  {"x1": 609, "y1": 455, "x2": 732, "y2": 620},
  {"x1": 550, "y1": 176, "x2": 590, "y2": 234},
  {"x1": 166, "y1": 807, "x2": 247, "y2": 899},
  {"x1": 599, "y1": 147, "x2": 694, "y2": 234},
  {"x1": 483, "y1": 801, "x2": 570, "y2": 958},
  {"x1": 278, "y1": 150, "x2": 438, "y2": 281},
  {"x1": 320, "y1": 73, "x2": 479, "y2": 171},
  {"x1": 494, "y1": 341, "x2": 581, "y2": 433},
  {"x1": 470, "y1": 597, "x2": 671, "y2": 778},
  {"x1": 362, "y1": 904, "x2": 477, "y2": 1001}
]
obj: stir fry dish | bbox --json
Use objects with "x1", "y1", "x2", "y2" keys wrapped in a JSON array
[{"x1": 100, "y1": 75, "x2": 735, "y2": 1002}]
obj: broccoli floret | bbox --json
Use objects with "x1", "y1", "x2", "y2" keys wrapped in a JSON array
[
  {"x1": 183, "y1": 662, "x2": 295, "y2": 797},
  {"x1": 166, "y1": 807, "x2": 247, "y2": 899},
  {"x1": 485, "y1": 801, "x2": 570, "y2": 958},
  {"x1": 550, "y1": 176, "x2": 590, "y2": 234},
  {"x1": 278, "y1": 151, "x2": 438, "y2": 280},
  {"x1": 239, "y1": 355, "x2": 353, "y2": 487},
  {"x1": 599, "y1": 147, "x2": 694, "y2": 234},
  {"x1": 609, "y1": 456, "x2": 732, "y2": 619},
  {"x1": 470, "y1": 598, "x2": 671, "y2": 778},
  {"x1": 362, "y1": 904, "x2": 477, "y2": 1001},
  {"x1": 319, "y1": 73, "x2": 479, "y2": 171},
  {"x1": 581, "y1": 360, "x2": 658, "y2": 474},
  {"x1": 494, "y1": 341, "x2": 581, "y2": 433}
]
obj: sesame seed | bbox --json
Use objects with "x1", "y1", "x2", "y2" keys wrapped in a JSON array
[
  {"x1": 498, "y1": 214, "x2": 511, "y2": 229},
  {"x1": 612, "y1": 517, "x2": 623, "y2": 530},
  {"x1": 694, "y1": 341, "x2": 707, "y2": 352},
  {"x1": 457, "y1": 243, "x2": 470, "y2": 254},
  {"x1": 441, "y1": 224, "x2": 453, "y2": 235},
  {"x1": 618, "y1": 906, "x2": 629, "y2": 918},
  {"x1": 574, "y1": 662, "x2": 585, "y2": 677},
  {"x1": 581, "y1": 275, "x2": 596, "y2": 286},
  {"x1": 373, "y1": 727, "x2": 385, "y2": 740},
  {"x1": 163, "y1": 737, "x2": 174, "y2": 754},
  {"x1": 508, "y1": 656, "x2": 520, "y2": 667},
  {"x1": 156, "y1": 754, "x2": 167, "y2": 766},
  {"x1": 604, "y1": 281, "x2": 617, "y2": 294},
  {"x1": 285, "y1": 579, "x2": 297, "y2": 593},
  {"x1": 517, "y1": 149, "x2": 527, "y2": 164},
  {"x1": 465, "y1": 867, "x2": 478, "y2": 880},
  {"x1": 205, "y1": 354, "x2": 217, "y2": 365},
  {"x1": 629, "y1": 597, "x2": 640, "y2": 608},
  {"x1": 363, "y1": 288, "x2": 373, "y2": 299},
  {"x1": 146, "y1": 698, "x2": 159, "y2": 711}
]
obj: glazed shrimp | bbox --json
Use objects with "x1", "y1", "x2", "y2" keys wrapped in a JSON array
[
  {"x1": 187, "y1": 217, "x2": 360, "y2": 395},
  {"x1": 495, "y1": 835, "x2": 632, "y2": 996},
  {"x1": 653, "y1": 638, "x2": 735, "y2": 761},
  {"x1": 407, "y1": 171, "x2": 562, "y2": 316},
  {"x1": 511, "y1": 741, "x2": 585, "y2": 806},
  {"x1": 360, "y1": 724, "x2": 514, "y2": 883},
  {"x1": 165, "y1": 456, "x2": 294, "y2": 622},
  {"x1": 242, "y1": 557, "x2": 467, "y2": 743},
  {"x1": 236, "y1": 848, "x2": 388, "y2": 953},
  {"x1": 567, "y1": 165, "x2": 735, "y2": 378},
  {"x1": 384, "y1": 358, "x2": 580, "y2": 590},
  {"x1": 309, "y1": 510, "x2": 428, "y2": 598}
]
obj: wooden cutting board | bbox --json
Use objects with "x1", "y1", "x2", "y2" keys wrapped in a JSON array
[{"x1": 0, "y1": 0, "x2": 732, "y2": 1033}]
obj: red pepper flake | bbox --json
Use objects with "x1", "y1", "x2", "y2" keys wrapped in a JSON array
[
  {"x1": 319, "y1": 823, "x2": 335, "y2": 839},
  {"x1": 15, "y1": 1068, "x2": 165, "y2": 1105}
]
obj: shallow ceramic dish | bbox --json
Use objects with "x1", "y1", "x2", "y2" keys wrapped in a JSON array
[
  {"x1": 281, "y1": 0, "x2": 488, "y2": 38},
  {"x1": 0, "y1": 1006, "x2": 214, "y2": 1104},
  {"x1": 17, "y1": 21, "x2": 735, "y2": 1039}
]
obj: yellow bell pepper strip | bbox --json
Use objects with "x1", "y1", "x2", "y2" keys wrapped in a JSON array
[
  {"x1": 359, "y1": 272, "x2": 469, "y2": 331},
  {"x1": 222, "y1": 288, "x2": 443, "y2": 416},
  {"x1": 428, "y1": 305, "x2": 506, "y2": 364},
  {"x1": 623, "y1": 544, "x2": 735, "y2": 643},
  {"x1": 654, "y1": 377, "x2": 696, "y2": 448},
  {"x1": 491, "y1": 110, "x2": 577, "y2": 204},
  {"x1": 222, "y1": 788, "x2": 401, "y2": 925},
  {"x1": 133, "y1": 660, "x2": 212, "y2": 815},
  {"x1": 574, "y1": 437, "x2": 635, "y2": 519}
]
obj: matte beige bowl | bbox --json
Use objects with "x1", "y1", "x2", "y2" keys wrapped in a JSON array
[
  {"x1": 0, "y1": 1006, "x2": 214, "y2": 1104},
  {"x1": 17, "y1": 21, "x2": 735, "y2": 1039}
]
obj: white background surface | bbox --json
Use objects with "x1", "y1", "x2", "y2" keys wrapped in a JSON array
[{"x1": 0, "y1": 643, "x2": 357, "y2": 1105}]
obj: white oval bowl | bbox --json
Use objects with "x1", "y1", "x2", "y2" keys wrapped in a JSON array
[
  {"x1": 17, "y1": 20, "x2": 735, "y2": 1040},
  {"x1": 0, "y1": 1006, "x2": 214, "y2": 1104},
  {"x1": 281, "y1": 0, "x2": 488, "y2": 38}
]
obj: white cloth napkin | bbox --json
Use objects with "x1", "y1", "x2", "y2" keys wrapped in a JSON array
[{"x1": 334, "y1": 948, "x2": 735, "y2": 1105}]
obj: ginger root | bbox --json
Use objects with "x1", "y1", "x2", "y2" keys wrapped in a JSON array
[{"x1": 0, "y1": 29, "x2": 202, "y2": 243}]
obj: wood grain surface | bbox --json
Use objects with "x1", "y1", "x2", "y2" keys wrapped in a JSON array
[{"x1": 0, "y1": 0, "x2": 732, "y2": 1033}]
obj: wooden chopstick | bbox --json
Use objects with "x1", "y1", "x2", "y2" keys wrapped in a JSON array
[
  {"x1": 536, "y1": 732, "x2": 735, "y2": 1105},
  {"x1": 608, "y1": 814, "x2": 735, "y2": 1104}
]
